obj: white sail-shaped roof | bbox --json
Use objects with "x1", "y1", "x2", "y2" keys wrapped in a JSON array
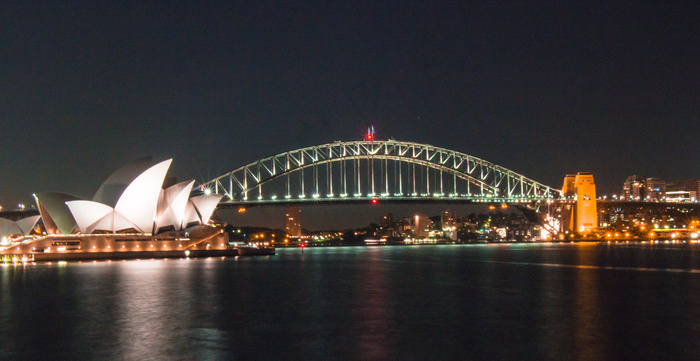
[
  {"x1": 190, "y1": 194, "x2": 224, "y2": 224},
  {"x1": 115, "y1": 159, "x2": 172, "y2": 234},
  {"x1": 16, "y1": 215, "x2": 41, "y2": 235},
  {"x1": 87, "y1": 210, "x2": 139, "y2": 234},
  {"x1": 65, "y1": 200, "x2": 141, "y2": 234},
  {"x1": 0, "y1": 218, "x2": 23, "y2": 238},
  {"x1": 155, "y1": 180, "x2": 194, "y2": 231},
  {"x1": 57, "y1": 158, "x2": 218, "y2": 235},
  {"x1": 34, "y1": 192, "x2": 80, "y2": 235},
  {"x1": 93, "y1": 156, "x2": 154, "y2": 207},
  {"x1": 66, "y1": 200, "x2": 115, "y2": 234},
  {"x1": 183, "y1": 200, "x2": 201, "y2": 227}
]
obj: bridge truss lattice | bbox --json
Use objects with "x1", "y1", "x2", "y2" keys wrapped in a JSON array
[{"x1": 200, "y1": 140, "x2": 562, "y2": 206}]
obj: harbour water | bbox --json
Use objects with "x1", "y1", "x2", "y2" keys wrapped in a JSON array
[{"x1": 1, "y1": 243, "x2": 698, "y2": 360}]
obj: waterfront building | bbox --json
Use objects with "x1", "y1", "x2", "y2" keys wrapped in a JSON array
[
  {"x1": 412, "y1": 214, "x2": 430, "y2": 238},
  {"x1": 377, "y1": 213, "x2": 400, "y2": 237},
  {"x1": 32, "y1": 158, "x2": 222, "y2": 235},
  {"x1": 441, "y1": 210, "x2": 458, "y2": 240},
  {"x1": 399, "y1": 217, "x2": 412, "y2": 234},
  {"x1": 441, "y1": 210, "x2": 457, "y2": 229},
  {"x1": 1, "y1": 157, "x2": 227, "y2": 259}
]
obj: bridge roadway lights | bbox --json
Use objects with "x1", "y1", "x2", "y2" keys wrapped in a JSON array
[{"x1": 217, "y1": 197, "x2": 561, "y2": 209}]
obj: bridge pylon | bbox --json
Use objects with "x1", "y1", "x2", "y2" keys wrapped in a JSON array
[{"x1": 561, "y1": 173, "x2": 597, "y2": 233}]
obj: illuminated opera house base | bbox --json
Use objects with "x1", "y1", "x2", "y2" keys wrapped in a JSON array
[{"x1": 0, "y1": 225, "x2": 234, "y2": 262}]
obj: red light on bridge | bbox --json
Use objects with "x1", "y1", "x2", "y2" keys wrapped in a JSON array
[
  {"x1": 365, "y1": 125, "x2": 375, "y2": 141},
  {"x1": 371, "y1": 198, "x2": 378, "y2": 204}
]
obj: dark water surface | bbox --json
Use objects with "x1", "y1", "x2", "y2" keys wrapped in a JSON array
[{"x1": 1, "y1": 243, "x2": 699, "y2": 360}]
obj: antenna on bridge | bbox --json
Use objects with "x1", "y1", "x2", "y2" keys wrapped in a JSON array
[{"x1": 365, "y1": 125, "x2": 375, "y2": 141}]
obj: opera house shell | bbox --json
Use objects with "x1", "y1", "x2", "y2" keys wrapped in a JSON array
[{"x1": 1, "y1": 157, "x2": 229, "y2": 261}]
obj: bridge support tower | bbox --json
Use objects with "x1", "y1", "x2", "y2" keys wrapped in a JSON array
[{"x1": 561, "y1": 172, "x2": 597, "y2": 233}]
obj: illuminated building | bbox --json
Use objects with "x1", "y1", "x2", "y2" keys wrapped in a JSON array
[
  {"x1": 621, "y1": 176, "x2": 665, "y2": 201},
  {"x1": 441, "y1": 210, "x2": 458, "y2": 240},
  {"x1": 644, "y1": 178, "x2": 666, "y2": 201},
  {"x1": 620, "y1": 177, "x2": 700, "y2": 202},
  {"x1": 441, "y1": 210, "x2": 457, "y2": 229},
  {"x1": 379, "y1": 213, "x2": 397, "y2": 237},
  {"x1": 34, "y1": 158, "x2": 223, "y2": 235},
  {"x1": 285, "y1": 205, "x2": 302, "y2": 237},
  {"x1": 561, "y1": 172, "x2": 598, "y2": 233},
  {"x1": 1, "y1": 158, "x2": 227, "y2": 259},
  {"x1": 622, "y1": 175, "x2": 646, "y2": 201},
  {"x1": 412, "y1": 214, "x2": 430, "y2": 238},
  {"x1": 666, "y1": 179, "x2": 699, "y2": 202}
]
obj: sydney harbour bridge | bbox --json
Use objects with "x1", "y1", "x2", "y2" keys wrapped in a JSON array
[{"x1": 199, "y1": 139, "x2": 562, "y2": 207}]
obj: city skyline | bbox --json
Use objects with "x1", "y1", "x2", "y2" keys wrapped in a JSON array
[{"x1": 2, "y1": 1, "x2": 700, "y2": 208}]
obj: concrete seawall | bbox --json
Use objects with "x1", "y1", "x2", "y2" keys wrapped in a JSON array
[
  {"x1": 32, "y1": 249, "x2": 239, "y2": 262},
  {"x1": 237, "y1": 247, "x2": 275, "y2": 256}
]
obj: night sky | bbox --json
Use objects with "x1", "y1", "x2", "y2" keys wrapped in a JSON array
[{"x1": 2, "y1": 1, "x2": 700, "y2": 227}]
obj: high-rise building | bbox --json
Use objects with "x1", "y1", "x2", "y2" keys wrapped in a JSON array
[
  {"x1": 441, "y1": 210, "x2": 458, "y2": 240},
  {"x1": 622, "y1": 176, "x2": 646, "y2": 201},
  {"x1": 441, "y1": 210, "x2": 457, "y2": 230},
  {"x1": 381, "y1": 213, "x2": 393, "y2": 229},
  {"x1": 644, "y1": 178, "x2": 666, "y2": 201},
  {"x1": 285, "y1": 205, "x2": 302, "y2": 237}
]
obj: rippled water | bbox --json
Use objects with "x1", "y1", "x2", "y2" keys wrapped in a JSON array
[{"x1": 1, "y1": 243, "x2": 699, "y2": 360}]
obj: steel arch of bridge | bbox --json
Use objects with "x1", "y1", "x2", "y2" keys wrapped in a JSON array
[{"x1": 200, "y1": 140, "x2": 562, "y2": 205}]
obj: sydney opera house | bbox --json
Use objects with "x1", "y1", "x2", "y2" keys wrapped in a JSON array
[{"x1": 0, "y1": 157, "x2": 230, "y2": 261}]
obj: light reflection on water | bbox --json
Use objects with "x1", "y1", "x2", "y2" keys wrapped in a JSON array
[{"x1": 1, "y1": 243, "x2": 699, "y2": 361}]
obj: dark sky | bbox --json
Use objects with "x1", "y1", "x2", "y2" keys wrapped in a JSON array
[{"x1": 2, "y1": 1, "x2": 700, "y2": 221}]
